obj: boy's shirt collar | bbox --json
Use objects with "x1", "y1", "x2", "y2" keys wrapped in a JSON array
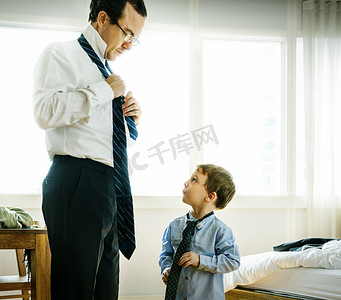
[{"x1": 187, "y1": 211, "x2": 214, "y2": 230}]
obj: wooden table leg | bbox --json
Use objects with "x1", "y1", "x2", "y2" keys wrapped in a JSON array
[{"x1": 30, "y1": 234, "x2": 51, "y2": 300}]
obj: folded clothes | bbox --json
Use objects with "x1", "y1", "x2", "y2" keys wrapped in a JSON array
[
  {"x1": 273, "y1": 238, "x2": 336, "y2": 252},
  {"x1": 0, "y1": 205, "x2": 34, "y2": 228}
]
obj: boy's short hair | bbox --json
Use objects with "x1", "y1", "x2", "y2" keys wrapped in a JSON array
[{"x1": 196, "y1": 164, "x2": 236, "y2": 209}]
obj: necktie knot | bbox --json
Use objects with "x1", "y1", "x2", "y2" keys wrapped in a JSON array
[
  {"x1": 183, "y1": 220, "x2": 197, "y2": 234},
  {"x1": 187, "y1": 220, "x2": 198, "y2": 227}
]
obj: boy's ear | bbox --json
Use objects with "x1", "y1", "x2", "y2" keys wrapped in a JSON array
[{"x1": 208, "y1": 192, "x2": 217, "y2": 202}]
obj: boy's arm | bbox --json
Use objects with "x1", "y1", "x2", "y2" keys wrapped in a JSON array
[
  {"x1": 159, "y1": 224, "x2": 174, "y2": 274},
  {"x1": 198, "y1": 226, "x2": 240, "y2": 274}
]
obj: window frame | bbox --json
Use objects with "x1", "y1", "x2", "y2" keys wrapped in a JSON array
[{"x1": 0, "y1": 2, "x2": 301, "y2": 199}]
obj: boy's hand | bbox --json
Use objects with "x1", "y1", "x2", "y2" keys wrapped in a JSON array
[
  {"x1": 162, "y1": 268, "x2": 170, "y2": 285},
  {"x1": 178, "y1": 252, "x2": 200, "y2": 268}
]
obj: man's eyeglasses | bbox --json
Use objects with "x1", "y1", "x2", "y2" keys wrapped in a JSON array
[{"x1": 116, "y1": 22, "x2": 140, "y2": 46}]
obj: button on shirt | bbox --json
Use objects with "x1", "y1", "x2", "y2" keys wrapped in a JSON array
[
  {"x1": 33, "y1": 25, "x2": 117, "y2": 167},
  {"x1": 159, "y1": 213, "x2": 240, "y2": 300}
]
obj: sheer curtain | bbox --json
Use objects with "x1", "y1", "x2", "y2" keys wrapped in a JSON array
[{"x1": 302, "y1": 0, "x2": 341, "y2": 238}]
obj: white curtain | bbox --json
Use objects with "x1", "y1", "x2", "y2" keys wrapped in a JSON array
[{"x1": 302, "y1": 0, "x2": 341, "y2": 238}]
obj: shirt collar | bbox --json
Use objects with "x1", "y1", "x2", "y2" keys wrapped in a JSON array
[
  {"x1": 187, "y1": 211, "x2": 214, "y2": 230},
  {"x1": 83, "y1": 24, "x2": 107, "y2": 65}
]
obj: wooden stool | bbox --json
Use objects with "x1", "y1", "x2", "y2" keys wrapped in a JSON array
[
  {"x1": 0, "y1": 229, "x2": 51, "y2": 300},
  {"x1": 0, "y1": 249, "x2": 31, "y2": 299}
]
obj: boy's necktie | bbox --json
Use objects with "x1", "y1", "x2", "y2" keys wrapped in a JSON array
[
  {"x1": 165, "y1": 211, "x2": 214, "y2": 300},
  {"x1": 78, "y1": 34, "x2": 137, "y2": 259}
]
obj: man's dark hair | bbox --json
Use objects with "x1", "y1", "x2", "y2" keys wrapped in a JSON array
[{"x1": 88, "y1": 0, "x2": 147, "y2": 24}]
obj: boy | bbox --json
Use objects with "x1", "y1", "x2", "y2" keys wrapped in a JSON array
[{"x1": 159, "y1": 164, "x2": 240, "y2": 300}]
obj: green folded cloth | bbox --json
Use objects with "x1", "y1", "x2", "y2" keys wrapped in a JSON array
[{"x1": 0, "y1": 205, "x2": 34, "y2": 228}]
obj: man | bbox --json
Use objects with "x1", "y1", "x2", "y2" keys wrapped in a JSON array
[{"x1": 33, "y1": 0, "x2": 147, "y2": 299}]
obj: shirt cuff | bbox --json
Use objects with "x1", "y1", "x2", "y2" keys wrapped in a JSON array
[
  {"x1": 162, "y1": 265, "x2": 171, "y2": 274},
  {"x1": 198, "y1": 255, "x2": 211, "y2": 272}
]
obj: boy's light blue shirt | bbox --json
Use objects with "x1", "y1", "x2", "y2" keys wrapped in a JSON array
[{"x1": 159, "y1": 212, "x2": 240, "y2": 300}]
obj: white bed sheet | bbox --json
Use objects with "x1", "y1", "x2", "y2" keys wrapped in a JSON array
[
  {"x1": 244, "y1": 267, "x2": 341, "y2": 300},
  {"x1": 224, "y1": 240, "x2": 341, "y2": 292}
]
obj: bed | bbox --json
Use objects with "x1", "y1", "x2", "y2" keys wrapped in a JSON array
[{"x1": 224, "y1": 240, "x2": 341, "y2": 300}]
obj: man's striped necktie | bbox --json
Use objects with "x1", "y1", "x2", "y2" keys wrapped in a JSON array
[{"x1": 78, "y1": 34, "x2": 137, "y2": 259}]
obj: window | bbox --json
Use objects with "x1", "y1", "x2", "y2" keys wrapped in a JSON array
[
  {"x1": 0, "y1": 28, "x2": 190, "y2": 195},
  {"x1": 202, "y1": 39, "x2": 283, "y2": 195},
  {"x1": 0, "y1": 27, "x2": 79, "y2": 194},
  {"x1": 113, "y1": 31, "x2": 190, "y2": 196},
  {"x1": 295, "y1": 38, "x2": 305, "y2": 196},
  {"x1": 332, "y1": 40, "x2": 341, "y2": 197},
  {"x1": 0, "y1": 27, "x2": 312, "y2": 198}
]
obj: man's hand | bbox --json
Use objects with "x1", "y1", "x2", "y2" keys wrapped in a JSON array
[
  {"x1": 105, "y1": 73, "x2": 126, "y2": 97},
  {"x1": 178, "y1": 252, "x2": 200, "y2": 268},
  {"x1": 161, "y1": 268, "x2": 170, "y2": 285},
  {"x1": 123, "y1": 91, "x2": 142, "y2": 125}
]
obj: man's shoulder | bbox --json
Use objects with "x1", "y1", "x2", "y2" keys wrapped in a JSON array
[
  {"x1": 39, "y1": 38, "x2": 89, "y2": 67},
  {"x1": 43, "y1": 39, "x2": 81, "y2": 56}
]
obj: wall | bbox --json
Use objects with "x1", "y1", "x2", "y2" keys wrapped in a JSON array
[
  {"x1": 107, "y1": 196, "x2": 308, "y2": 297},
  {"x1": 0, "y1": 0, "x2": 306, "y2": 298},
  {"x1": 0, "y1": 195, "x2": 308, "y2": 298},
  {"x1": 0, "y1": 0, "x2": 292, "y2": 30}
]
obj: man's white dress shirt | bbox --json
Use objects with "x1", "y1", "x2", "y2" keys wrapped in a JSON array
[{"x1": 33, "y1": 25, "x2": 117, "y2": 167}]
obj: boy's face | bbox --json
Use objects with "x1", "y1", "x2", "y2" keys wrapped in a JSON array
[{"x1": 182, "y1": 169, "x2": 209, "y2": 207}]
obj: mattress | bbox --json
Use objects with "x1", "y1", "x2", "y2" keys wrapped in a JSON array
[{"x1": 243, "y1": 267, "x2": 341, "y2": 300}]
